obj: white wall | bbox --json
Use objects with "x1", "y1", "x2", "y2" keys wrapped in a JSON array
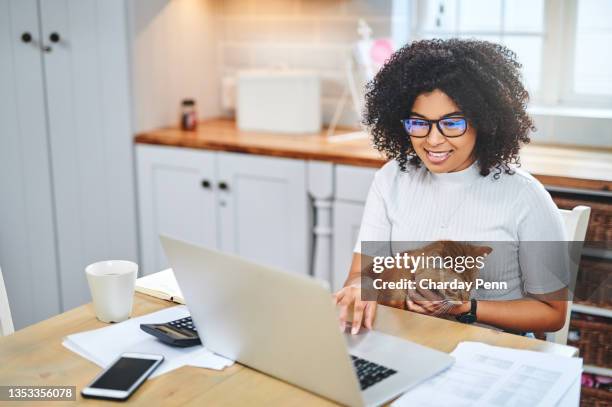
[
  {"x1": 128, "y1": 0, "x2": 400, "y2": 131},
  {"x1": 129, "y1": 0, "x2": 221, "y2": 132},
  {"x1": 215, "y1": 0, "x2": 401, "y2": 127}
]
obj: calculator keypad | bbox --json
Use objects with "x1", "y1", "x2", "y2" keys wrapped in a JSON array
[{"x1": 168, "y1": 317, "x2": 197, "y2": 333}]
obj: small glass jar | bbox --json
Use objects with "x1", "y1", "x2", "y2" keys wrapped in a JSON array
[{"x1": 180, "y1": 99, "x2": 197, "y2": 131}]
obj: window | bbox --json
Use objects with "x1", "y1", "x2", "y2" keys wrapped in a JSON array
[
  {"x1": 403, "y1": 0, "x2": 612, "y2": 108},
  {"x1": 572, "y1": 0, "x2": 612, "y2": 96}
]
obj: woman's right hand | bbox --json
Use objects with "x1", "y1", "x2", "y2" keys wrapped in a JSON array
[{"x1": 333, "y1": 285, "x2": 377, "y2": 335}]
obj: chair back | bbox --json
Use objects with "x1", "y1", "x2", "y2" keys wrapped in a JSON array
[
  {"x1": 0, "y1": 266, "x2": 15, "y2": 336},
  {"x1": 546, "y1": 206, "x2": 591, "y2": 344}
]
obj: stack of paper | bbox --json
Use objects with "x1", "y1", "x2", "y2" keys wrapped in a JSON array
[
  {"x1": 63, "y1": 306, "x2": 233, "y2": 378},
  {"x1": 392, "y1": 341, "x2": 582, "y2": 407},
  {"x1": 135, "y1": 268, "x2": 184, "y2": 304}
]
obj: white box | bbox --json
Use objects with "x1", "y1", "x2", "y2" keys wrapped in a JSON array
[{"x1": 237, "y1": 70, "x2": 321, "y2": 134}]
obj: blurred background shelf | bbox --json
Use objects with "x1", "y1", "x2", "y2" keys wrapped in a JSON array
[
  {"x1": 573, "y1": 304, "x2": 612, "y2": 319},
  {"x1": 584, "y1": 364, "x2": 612, "y2": 376}
]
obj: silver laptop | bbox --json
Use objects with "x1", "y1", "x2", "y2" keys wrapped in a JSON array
[{"x1": 160, "y1": 236, "x2": 454, "y2": 407}]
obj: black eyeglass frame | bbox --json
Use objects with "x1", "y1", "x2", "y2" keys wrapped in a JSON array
[{"x1": 400, "y1": 116, "x2": 469, "y2": 139}]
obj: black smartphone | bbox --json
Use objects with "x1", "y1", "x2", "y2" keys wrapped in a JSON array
[{"x1": 81, "y1": 353, "x2": 164, "y2": 401}]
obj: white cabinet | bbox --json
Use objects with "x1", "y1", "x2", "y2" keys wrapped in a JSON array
[
  {"x1": 0, "y1": 0, "x2": 137, "y2": 327},
  {"x1": 137, "y1": 146, "x2": 310, "y2": 276},
  {"x1": 136, "y1": 147, "x2": 377, "y2": 288},
  {"x1": 217, "y1": 153, "x2": 310, "y2": 275},
  {"x1": 137, "y1": 145, "x2": 218, "y2": 275},
  {"x1": 335, "y1": 165, "x2": 377, "y2": 202},
  {"x1": 0, "y1": 0, "x2": 61, "y2": 328},
  {"x1": 331, "y1": 165, "x2": 377, "y2": 291},
  {"x1": 40, "y1": 0, "x2": 137, "y2": 310},
  {"x1": 332, "y1": 201, "x2": 367, "y2": 291}
]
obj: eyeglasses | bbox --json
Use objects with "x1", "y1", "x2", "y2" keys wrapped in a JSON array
[{"x1": 400, "y1": 116, "x2": 468, "y2": 138}]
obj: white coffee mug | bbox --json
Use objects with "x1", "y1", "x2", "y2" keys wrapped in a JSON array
[{"x1": 85, "y1": 260, "x2": 138, "y2": 323}]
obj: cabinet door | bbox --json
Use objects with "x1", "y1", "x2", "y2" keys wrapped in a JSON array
[
  {"x1": 336, "y1": 165, "x2": 377, "y2": 202},
  {"x1": 137, "y1": 146, "x2": 219, "y2": 275},
  {"x1": 332, "y1": 165, "x2": 376, "y2": 291},
  {"x1": 0, "y1": 0, "x2": 61, "y2": 328},
  {"x1": 217, "y1": 153, "x2": 310, "y2": 275},
  {"x1": 39, "y1": 0, "x2": 138, "y2": 309},
  {"x1": 332, "y1": 201, "x2": 366, "y2": 291}
]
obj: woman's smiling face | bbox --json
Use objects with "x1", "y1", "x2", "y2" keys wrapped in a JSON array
[{"x1": 409, "y1": 89, "x2": 477, "y2": 173}]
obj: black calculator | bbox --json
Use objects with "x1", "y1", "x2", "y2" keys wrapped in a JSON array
[{"x1": 140, "y1": 316, "x2": 202, "y2": 347}]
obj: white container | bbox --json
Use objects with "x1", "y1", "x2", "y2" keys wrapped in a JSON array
[
  {"x1": 85, "y1": 260, "x2": 138, "y2": 323},
  {"x1": 237, "y1": 70, "x2": 321, "y2": 134}
]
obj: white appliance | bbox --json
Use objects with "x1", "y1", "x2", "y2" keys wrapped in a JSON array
[{"x1": 237, "y1": 70, "x2": 321, "y2": 134}]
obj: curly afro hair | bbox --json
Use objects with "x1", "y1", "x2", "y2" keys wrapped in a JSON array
[{"x1": 363, "y1": 38, "x2": 535, "y2": 178}]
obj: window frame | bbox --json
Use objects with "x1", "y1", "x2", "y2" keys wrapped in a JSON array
[
  {"x1": 403, "y1": 0, "x2": 612, "y2": 110},
  {"x1": 554, "y1": 0, "x2": 612, "y2": 107}
]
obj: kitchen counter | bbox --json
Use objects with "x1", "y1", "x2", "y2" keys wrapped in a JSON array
[
  {"x1": 135, "y1": 118, "x2": 385, "y2": 167},
  {"x1": 135, "y1": 118, "x2": 612, "y2": 193}
]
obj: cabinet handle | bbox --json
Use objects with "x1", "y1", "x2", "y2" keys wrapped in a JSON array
[
  {"x1": 49, "y1": 32, "x2": 61, "y2": 43},
  {"x1": 201, "y1": 180, "x2": 211, "y2": 189},
  {"x1": 218, "y1": 181, "x2": 229, "y2": 191},
  {"x1": 21, "y1": 31, "x2": 51, "y2": 52}
]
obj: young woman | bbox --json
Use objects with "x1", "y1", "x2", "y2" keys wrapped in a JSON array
[{"x1": 334, "y1": 39, "x2": 569, "y2": 335}]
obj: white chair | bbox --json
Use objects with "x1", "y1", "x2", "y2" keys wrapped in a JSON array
[
  {"x1": 0, "y1": 266, "x2": 15, "y2": 336},
  {"x1": 545, "y1": 206, "x2": 591, "y2": 345}
]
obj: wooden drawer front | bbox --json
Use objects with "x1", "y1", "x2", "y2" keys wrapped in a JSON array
[
  {"x1": 335, "y1": 165, "x2": 377, "y2": 202},
  {"x1": 551, "y1": 193, "x2": 612, "y2": 242}
]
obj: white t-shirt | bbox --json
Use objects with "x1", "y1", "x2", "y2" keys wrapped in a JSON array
[{"x1": 354, "y1": 159, "x2": 569, "y2": 300}]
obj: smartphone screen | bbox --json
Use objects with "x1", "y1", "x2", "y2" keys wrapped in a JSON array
[{"x1": 89, "y1": 357, "x2": 158, "y2": 391}]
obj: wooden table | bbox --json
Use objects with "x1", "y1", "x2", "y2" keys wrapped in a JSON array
[{"x1": 0, "y1": 293, "x2": 577, "y2": 406}]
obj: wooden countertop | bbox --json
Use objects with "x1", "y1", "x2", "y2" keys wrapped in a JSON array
[
  {"x1": 0, "y1": 293, "x2": 577, "y2": 405},
  {"x1": 135, "y1": 118, "x2": 386, "y2": 168},
  {"x1": 135, "y1": 119, "x2": 612, "y2": 192}
]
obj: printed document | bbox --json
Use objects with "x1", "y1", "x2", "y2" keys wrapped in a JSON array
[
  {"x1": 392, "y1": 341, "x2": 582, "y2": 407},
  {"x1": 63, "y1": 306, "x2": 233, "y2": 378}
]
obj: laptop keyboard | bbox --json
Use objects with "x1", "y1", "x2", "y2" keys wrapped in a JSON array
[
  {"x1": 165, "y1": 318, "x2": 396, "y2": 390},
  {"x1": 350, "y1": 355, "x2": 397, "y2": 390}
]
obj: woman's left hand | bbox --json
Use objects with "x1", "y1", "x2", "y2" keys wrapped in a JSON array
[
  {"x1": 406, "y1": 285, "x2": 443, "y2": 315},
  {"x1": 406, "y1": 300, "x2": 446, "y2": 315},
  {"x1": 406, "y1": 286, "x2": 465, "y2": 316}
]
